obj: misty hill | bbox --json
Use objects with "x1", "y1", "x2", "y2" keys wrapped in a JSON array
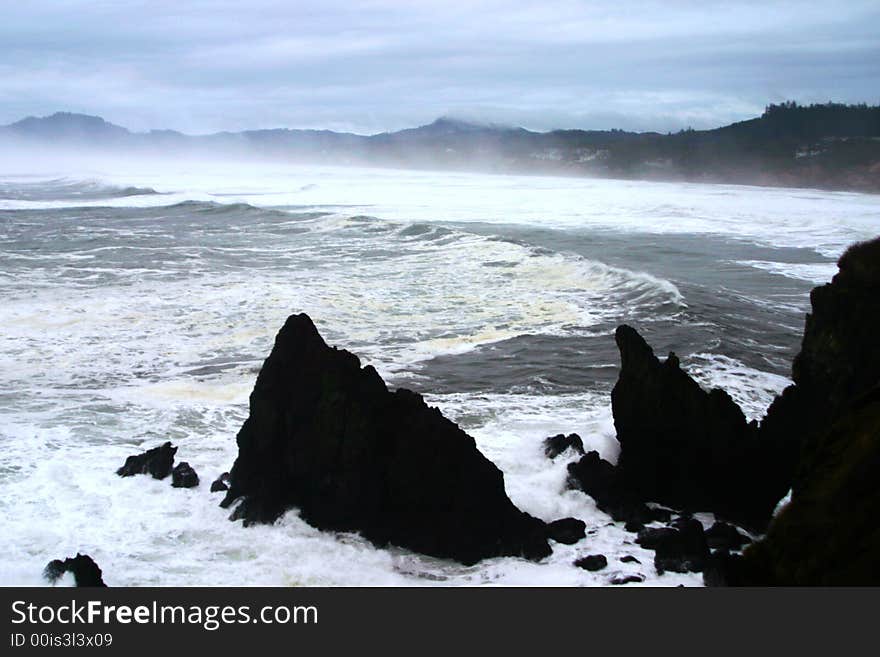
[
  {"x1": 5, "y1": 111, "x2": 131, "y2": 142},
  {"x1": 2, "y1": 103, "x2": 879, "y2": 192}
]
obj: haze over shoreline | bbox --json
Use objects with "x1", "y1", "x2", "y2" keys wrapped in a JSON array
[{"x1": 3, "y1": 102, "x2": 880, "y2": 193}]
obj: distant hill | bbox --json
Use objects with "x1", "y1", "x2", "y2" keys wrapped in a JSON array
[
  {"x1": 4, "y1": 111, "x2": 131, "y2": 142},
  {"x1": 2, "y1": 103, "x2": 879, "y2": 192}
]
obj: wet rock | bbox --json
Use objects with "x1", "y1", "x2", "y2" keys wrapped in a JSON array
[
  {"x1": 171, "y1": 462, "x2": 199, "y2": 488},
  {"x1": 210, "y1": 472, "x2": 230, "y2": 493},
  {"x1": 116, "y1": 442, "x2": 176, "y2": 480},
  {"x1": 221, "y1": 313, "x2": 550, "y2": 566},
  {"x1": 44, "y1": 554, "x2": 107, "y2": 587},
  {"x1": 567, "y1": 451, "x2": 658, "y2": 526},
  {"x1": 624, "y1": 519, "x2": 643, "y2": 533},
  {"x1": 637, "y1": 518, "x2": 709, "y2": 574},
  {"x1": 635, "y1": 527, "x2": 679, "y2": 550},
  {"x1": 705, "y1": 522, "x2": 751, "y2": 551},
  {"x1": 574, "y1": 554, "x2": 608, "y2": 571},
  {"x1": 611, "y1": 326, "x2": 791, "y2": 530},
  {"x1": 610, "y1": 574, "x2": 645, "y2": 585},
  {"x1": 544, "y1": 433, "x2": 585, "y2": 459},
  {"x1": 546, "y1": 518, "x2": 586, "y2": 544}
]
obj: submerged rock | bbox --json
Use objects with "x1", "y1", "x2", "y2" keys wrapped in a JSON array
[
  {"x1": 574, "y1": 554, "x2": 608, "y2": 571},
  {"x1": 171, "y1": 462, "x2": 199, "y2": 488},
  {"x1": 544, "y1": 433, "x2": 585, "y2": 459},
  {"x1": 611, "y1": 326, "x2": 791, "y2": 530},
  {"x1": 116, "y1": 442, "x2": 176, "y2": 480},
  {"x1": 210, "y1": 472, "x2": 230, "y2": 493},
  {"x1": 221, "y1": 313, "x2": 551, "y2": 566},
  {"x1": 44, "y1": 554, "x2": 107, "y2": 587},
  {"x1": 546, "y1": 518, "x2": 586, "y2": 544}
]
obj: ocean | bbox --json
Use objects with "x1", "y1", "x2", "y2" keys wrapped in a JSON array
[{"x1": 1, "y1": 160, "x2": 878, "y2": 586}]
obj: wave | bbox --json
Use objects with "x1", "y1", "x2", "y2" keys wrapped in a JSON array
[
  {"x1": 736, "y1": 259, "x2": 837, "y2": 285},
  {"x1": 0, "y1": 177, "x2": 159, "y2": 202}
]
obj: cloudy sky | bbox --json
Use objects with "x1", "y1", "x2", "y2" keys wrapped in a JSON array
[{"x1": 1, "y1": 1, "x2": 878, "y2": 134}]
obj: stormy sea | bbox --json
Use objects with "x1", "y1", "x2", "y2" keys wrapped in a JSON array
[{"x1": 1, "y1": 160, "x2": 878, "y2": 586}]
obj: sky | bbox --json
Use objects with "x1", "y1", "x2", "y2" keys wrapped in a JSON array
[{"x1": 1, "y1": 0, "x2": 878, "y2": 135}]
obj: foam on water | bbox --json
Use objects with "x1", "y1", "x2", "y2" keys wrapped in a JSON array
[
  {"x1": 736, "y1": 260, "x2": 840, "y2": 284},
  {"x1": 0, "y1": 161, "x2": 874, "y2": 586},
  {"x1": 2, "y1": 161, "x2": 878, "y2": 260}
]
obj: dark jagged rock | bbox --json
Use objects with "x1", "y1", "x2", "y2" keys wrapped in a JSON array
[
  {"x1": 636, "y1": 527, "x2": 679, "y2": 550},
  {"x1": 44, "y1": 554, "x2": 107, "y2": 587},
  {"x1": 620, "y1": 555, "x2": 641, "y2": 564},
  {"x1": 734, "y1": 387, "x2": 880, "y2": 585},
  {"x1": 210, "y1": 472, "x2": 230, "y2": 493},
  {"x1": 637, "y1": 518, "x2": 709, "y2": 574},
  {"x1": 705, "y1": 522, "x2": 751, "y2": 551},
  {"x1": 763, "y1": 237, "x2": 880, "y2": 496},
  {"x1": 567, "y1": 450, "x2": 671, "y2": 528},
  {"x1": 710, "y1": 238, "x2": 880, "y2": 585},
  {"x1": 171, "y1": 462, "x2": 199, "y2": 488},
  {"x1": 546, "y1": 518, "x2": 586, "y2": 544},
  {"x1": 611, "y1": 326, "x2": 791, "y2": 530},
  {"x1": 574, "y1": 554, "x2": 608, "y2": 571},
  {"x1": 610, "y1": 574, "x2": 645, "y2": 585},
  {"x1": 221, "y1": 313, "x2": 551, "y2": 566},
  {"x1": 116, "y1": 442, "x2": 176, "y2": 480},
  {"x1": 544, "y1": 433, "x2": 585, "y2": 459}
]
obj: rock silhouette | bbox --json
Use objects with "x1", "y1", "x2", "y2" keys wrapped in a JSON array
[
  {"x1": 116, "y1": 442, "x2": 177, "y2": 480},
  {"x1": 171, "y1": 462, "x2": 199, "y2": 488},
  {"x1": 544, "y1": 433, "x2": 585, "y2": 459},
  {"x1": 44, "y1": 553, "x2": 107, "y2": 587},
  {"x1": 221, "y1": 313, "x2": 551, "y2": 565},
  {"x1": 607, "y1": 325, "x2": 792, "y2": 530},
  {"x1": 711, "y1": 237, "x2": 880, "y2": 585}
]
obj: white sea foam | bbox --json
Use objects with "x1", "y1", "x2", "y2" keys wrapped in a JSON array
[
  {"x1": 736, "y1": 260, "x2": 838, "y2": 284},
  {"x1": 685, "y1": 353, "x2": 791, "y2": 422},
  {"x1": 2, "y1": 161, "x2": 878, "y2": 260}
]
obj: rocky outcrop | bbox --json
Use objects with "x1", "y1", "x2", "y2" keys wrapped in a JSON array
[
  {"x1": 221, "y1": 313, "x2": 551, "y2": 566},
  {"x1": 722, "y1": 386, "x2": 880, "y2": 585},
  {"x1": 171, "y1": 462, "x2": 199, "y2": 488},
  {"x1": 210, "y1": 472, "x2": 230, "y2": 493},
  {"x1": 606, "y1": 325, "x2": 794, "y2": 530},
  {"x1": 763, "y1": 237, "x2": 880, "y2": 495},
  {"x1": 708, "y1": 237, "x2": 880, "y2": 585},
  {"x1": 567, "y1": 450, "x2": 669, "y2": 528},
  {"x1": 116, "y1": 442, "x2": 177, "y2": 479},
  {"x1": 544, "y1": 433, "x2": 584, "y2": 459},
  {"x1": 641, "y1": 517, "x2": 710, "y2": 574},
  {"x1": 44, "y1": 554, "x2": 107, "y2": 587}
]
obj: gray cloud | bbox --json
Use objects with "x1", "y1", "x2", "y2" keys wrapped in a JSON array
[{"x1": 1, "y1": 0, "x2": 878, "y2": 133}]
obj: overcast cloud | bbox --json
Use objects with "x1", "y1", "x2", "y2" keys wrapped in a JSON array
[{"x1": 1, "y1": 0, "x2": 878, "y2": 134}]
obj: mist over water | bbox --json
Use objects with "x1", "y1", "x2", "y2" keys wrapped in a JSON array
[{"x1": 1, "y1": 156, "x2": 878, "y2": 586}]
